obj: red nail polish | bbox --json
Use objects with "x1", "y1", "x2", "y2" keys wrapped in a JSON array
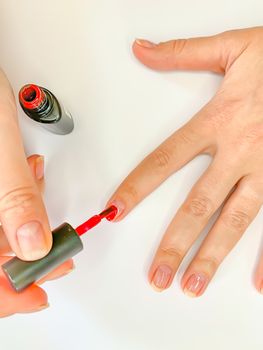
[
  {"x1": 75, "y1": 205, "x2": 118, "y2": 235},
  {"x1": 99, "y1": 206, "x2": 118, "y2": 221},
  {"x1": 19, "y1": 84, "x2": 74, "y2": 135},
  {"x1": 106, "y1": 200, "x2": 125, "y2": 220}
]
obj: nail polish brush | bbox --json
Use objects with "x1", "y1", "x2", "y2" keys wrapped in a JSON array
[{"x1": 2, "y1": 205, "x2": 118, "y2": 292}]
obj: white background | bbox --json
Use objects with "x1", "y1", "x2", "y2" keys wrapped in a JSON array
[{"x1": 0, "y1": 1, "x2": 263, "y2": 349}]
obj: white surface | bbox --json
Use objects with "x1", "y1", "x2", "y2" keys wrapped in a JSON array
[{"x1": 0, "y1": 1, "x2": 263, "y2": 349}]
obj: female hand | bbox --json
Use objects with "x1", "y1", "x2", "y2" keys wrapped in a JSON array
[
  {"x1": 0, "y1": 155, "x2": 74, "y2": 317},
  {"x1": 107, "y1": 27, "x2": 263, "y2": 297},
  {"x1": 0, "y1": 69, "x2": 52, "y2": 261}
]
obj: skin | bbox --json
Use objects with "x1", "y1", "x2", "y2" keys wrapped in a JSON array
[
  {"x1": 0, "y1": 155, "x2": 74, "y2": 317},
  {"x1": 1, "y1": 26, "x2": 262, "y2": 315},
  {"x1": 0, "y1": 70, "x2": 53, "y2": 261},
  {"x1": 107, "y1": 27, "x2": 263, "y2": 296},
  {"x1": 0, "y1": 70, "x2": 73, "y2": 317}
]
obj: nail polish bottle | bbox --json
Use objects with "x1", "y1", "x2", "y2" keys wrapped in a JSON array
[
  {"x1": 19, "y1": 84, "x2": 74, "y2": 135},
  {"x1": 2, "y1": 206, "x2": 118, "y2": 292},
  {"x1": 2, "y1": 223, "x2": 83, "y2": 292}
]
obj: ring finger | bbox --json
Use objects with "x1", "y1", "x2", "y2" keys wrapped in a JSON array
[
  {"x1": 181, "y1": 176, "x2": 262, "y2": 297},
  {"x1": 149, "y1": 158, "x2": 240, "y2": 291}
]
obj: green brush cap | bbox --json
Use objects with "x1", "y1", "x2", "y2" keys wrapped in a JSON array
[{"x1": 2, "y1": 223, "x2": 83, "y2": 292}]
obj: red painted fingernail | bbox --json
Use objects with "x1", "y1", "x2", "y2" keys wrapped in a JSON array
[
  {"x1": 99, "y1": 206, "x2": 118, "y2": 221},
  {"x1": 106, "y1": 200, "x2": 125, "y2": 221},
  {"x1": 151, "y1": 265, "x2": 172, "y2": 292},
  {"x1": 183, "y1": 273, "x2": 208, "y2": 297}
]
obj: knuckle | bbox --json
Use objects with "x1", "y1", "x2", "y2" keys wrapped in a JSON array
[
  {"x1": 171, "y1": 39, "x2": 188, "y2": 55},
  {"x1": 201, "y1": 94, "x2": 243, "y2": 132},
  {"x1": 248, "y1": 84, "x2": 263, "y2": 104},
  {"x1": 222, "y1": 210, "x2": 250, "y2": 231},
  {"x1": 244, "y1": 177, "x2": 263, "y2": 203},
  {"x1": 0, "y1": 186, "x2": 37, "y2": 217},
  {"x1": 177, "y1": 128, "x2": 196, "y2": 145},
  {"x1": 160, "y1": 246, "x2": 184, "y2": 262},
  {"x1": 150, "y1": 147, "x2": 171, "y2": 170},
  {"x1": 195, "y1": 256, "x2": 219, "y2": 272},
  {"x1": 122, "y1": 183, "x2": 139, "y2": 203},
  {"x1": 241, "y1": 125, "x2": 263, "y2": 147},
  {"x1": 202, "y1": 99, "x2": 232, "y2": 130},
  {"x1": 184, "y1": 195, "x2": 213, "y2": 218}
]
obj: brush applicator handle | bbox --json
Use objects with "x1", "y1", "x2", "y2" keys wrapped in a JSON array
[{"x1": 2, "y1": 223, "x2": 83, "y2": 292}]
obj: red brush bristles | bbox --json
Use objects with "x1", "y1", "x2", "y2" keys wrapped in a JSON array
[{"x1": 75, "y1": 205, "x2": 118, "y2": 236}]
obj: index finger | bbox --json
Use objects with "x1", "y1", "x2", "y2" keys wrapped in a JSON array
[
  {"x1": 0, "y1": 70, "x2": 52, "y2": 260},
  {"x1": 106, "y1": 118, "x2": 211, "y2": 220}
]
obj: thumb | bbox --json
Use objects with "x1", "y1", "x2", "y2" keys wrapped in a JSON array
[
  {"x1": 0, "y1": 69, "x2": 52, "y2": 262},
  {"x1": 133, "y1": 33, "x2": 231, "y2": 74}
]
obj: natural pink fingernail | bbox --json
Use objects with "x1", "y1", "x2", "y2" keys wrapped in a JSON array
[
  {"x1": 20, "y1": 303, "x2": 50, "y2": 314},
  {"x1": 260, "y1": 282, "x2": 263, "y2": 295},
  {"x1": 135, "y1": 39, "x2": 157, "y2": 49},
  {"x1": 183, "y1": 273, "x2": 208, "y2": 297},
  {"x1": 56, "y1": 265, "x2": 75, "y2": 279},
  {"x1": 35, "y1": 156, "x2": 44, "y2": 180},
  {"x1": 17, "y1": 221, "x2": 49, "y2": 260},
  {"x1": 151, "y1": 265, "x2": 172, "y2": 292}
]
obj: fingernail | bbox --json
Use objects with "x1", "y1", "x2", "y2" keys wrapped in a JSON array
[
  {"x1": 34, "y1": 303, "x2": 49, "y2": 312},
  {"x1": 183, "y1": 273, "x2": 207, "y2": 297},
  {"x1": 135, "y1": 39, "x2": 157, "y2": 49},
  {"x1": 35, "y1": 156, "x2": 44, "y2": 180},
  {"x1": 107, "y1": 200, "x2": 125, "y2": 221},
  {"x1": 260, "y1": 282, "x2": 263, "y2": 294},
  {"x1": 59, "y1": 265, "x2": 75, "y2": 278},
  {"x1": 104, "y1": 206, "x2": 118, "y2": 221},
  {"x1": 151, "y1": 265, "x2": 172, "y2": 292},
  {"x1": 20, "y1": 303, "x2": 50, "y2": 314},
  {"x1": 0, "y1": 312, "x2": 15, "y2": 318},
  {"x1": 17, "y1": 221, "x2": 49, "y2": 260}
]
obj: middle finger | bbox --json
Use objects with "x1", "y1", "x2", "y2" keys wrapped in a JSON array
[{"x1": 149, "y1": 159, "x2": 240, "y2": 291}]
